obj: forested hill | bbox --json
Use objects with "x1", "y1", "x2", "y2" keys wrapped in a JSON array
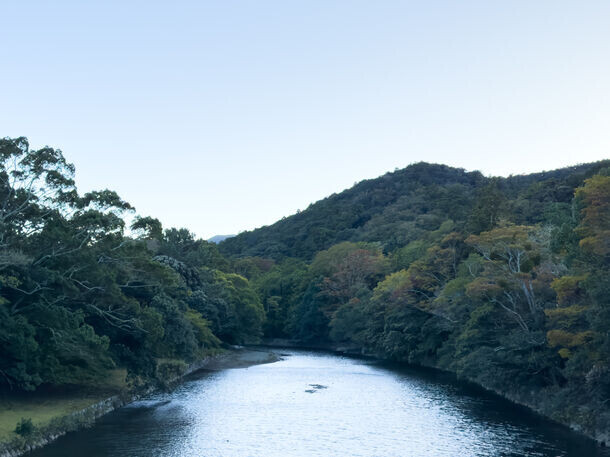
[
  {"x1": 219, "y1": 161, "x2": 608, "y2": 260},
  {"x1": 220, "y1": 159, "x2": 610, "y2": 442}
]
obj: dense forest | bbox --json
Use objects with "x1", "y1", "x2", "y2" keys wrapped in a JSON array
[
  {"x1": 1, "y1": 136, "x2": 609, "y2": 440},
  {"x1": 220, "y1": 158, "x2": 610, "y2": 439},
  {"x1": 0, "y1": 137, "x2": 264, "y2": 393}
]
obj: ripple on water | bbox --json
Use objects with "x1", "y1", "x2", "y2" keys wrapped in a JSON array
[{"x1": 27, "y1": 350, "x2": 609, "y2": 457}]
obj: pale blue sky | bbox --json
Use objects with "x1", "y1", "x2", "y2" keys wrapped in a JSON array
[{"x1": 1, "y1": 1, "x2": 609, "y2": 238}]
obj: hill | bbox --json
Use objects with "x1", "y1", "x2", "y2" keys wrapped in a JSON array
[
  {"x1": 220, "y1": 161, "x2": 609, "y2": 259},
  {"x1": 207, "y1": 234, "x2": 235, "y2": 244},
  {"x1": 1, "y1": 136, "x2": 609, "y2": 445},
  {"x1": 220, "y1": 159, "x2": 610, "y2": 443}
]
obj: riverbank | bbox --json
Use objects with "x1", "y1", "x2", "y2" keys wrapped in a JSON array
[
  {"x1": 0, "y1": 348, "x2": 280, "y2": 457},
  {"x1": 29, "y1": 348, "x2": 607, "y2": 457},
  {"x1": 194, "y1": 347, "x2": 280, "y2": 371},
  {"x1": 259, "y1": 339, "x2": 609, "y2": 447}
]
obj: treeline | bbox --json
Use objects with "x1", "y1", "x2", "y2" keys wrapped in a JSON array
[
  {"x1": 225, "y1": 159, "x2": 610, "y2": 437},
  {"x1": 2, "y1": 135, "x2": 609, "y2": 438},
  {"x1": 0, "y1": 137, "x2": 264, "y2": 392}
]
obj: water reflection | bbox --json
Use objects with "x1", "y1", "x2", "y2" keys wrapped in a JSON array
[{"x1": 31, "y1": 350, "x2": 608, "y2": 457}]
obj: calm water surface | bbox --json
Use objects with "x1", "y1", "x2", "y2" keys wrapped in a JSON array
[{"x1": 32, "y1": 349, "x2": 608, "y2": 457}]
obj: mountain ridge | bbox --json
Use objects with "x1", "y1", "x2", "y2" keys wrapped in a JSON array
[{"x1": 220, "y1": 160, "x2": 609, "y2": 260}]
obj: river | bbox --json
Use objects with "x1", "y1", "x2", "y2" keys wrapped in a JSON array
[{"x1": 31, "y1": 349, "x2": 608, "y2": 457}]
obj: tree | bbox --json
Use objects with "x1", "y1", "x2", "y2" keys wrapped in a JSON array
[
  {"x1": 467, "y1": 179, "x2": 507, "y2": 233},
  {"x1": 311, "y1": 242, "x2": 387, "y2": 320},
  {"x1": 575, "y1": 174, "x2": 610, "y2": 258},
  {"x1": 465, "y1": 225, "x2": 557, "y2": 343}
]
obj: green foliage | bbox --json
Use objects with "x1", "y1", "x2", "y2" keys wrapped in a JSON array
[
  {"x1": 155, "y1": 359, "x2": 188, "y2": 386},
  {"x1": 222, "y1": 157, "x2": 610, "y2": 434},
  {"x1": 575, "y1": 174, "x2": 610, "y2": 258},
  {"x1": 220, "y1": 163, "x2": 487, "y2": 259},
  {"x1": 215, "y1": 271, "x2": 265, "y2": 343},
  {"x1": 185, "y1": 308, "x2": 221, "y2": 350},
  {"x1": 391, "y1": 240, "x2": 431, "y2": 270},
  {"x1": 467, "y1": 179, "x2": 507, "y2": 233},
  {"x1": 131, "y1": 216, "x2": 163, "y2": 240},
  {"x1": 14, "y1": 418, "x2": 34, "y2": 437},
  {"x1": 551, "y1": 275, "x2": 587, "y2": 306},
  {"x1": 252, "y1": 258, "x2": 308, "y2": 338},
  {"x1": 0, "y1": 137, "x2": 266, "y2": 393},
  {"x1": 3, "y1": 136, "x2": 610, "y2": 438},
  {"x1": 286, "y1": 283, "x2": 329, "y2": 342}
]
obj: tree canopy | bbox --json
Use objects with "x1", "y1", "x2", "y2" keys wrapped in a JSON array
[
  {"x1": 2, "y1": 136, "x2": 608, "y2": 439},
  {"x1": 0, "y1": 138, "x2": 262, "y2": 392},
  {"x1": 219, "y1": 158, "x2": 610, "y2": 436}
]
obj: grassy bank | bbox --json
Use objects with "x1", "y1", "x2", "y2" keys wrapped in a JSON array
[
  {"x1": 0, "y1": 348, "x2": 279, "y2": 457},
  {"x1": 0, "y1": 369, "x2": 128, "y2": 445}
]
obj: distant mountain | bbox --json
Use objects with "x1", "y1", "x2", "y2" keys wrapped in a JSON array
[
  {"x1": 208, "y1": 234, "x2": 236, "y2": 244},
  {"x1": 219, "y1": 161, "x2": 610, "y2": 260}
]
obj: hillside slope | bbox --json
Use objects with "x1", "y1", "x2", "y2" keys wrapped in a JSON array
[
  {"x1": 220, "y1": 161, "x2": 608, "y2": 259},
  {"x1": 221, "y1": 159, "x2": 610, "y2": 444}
]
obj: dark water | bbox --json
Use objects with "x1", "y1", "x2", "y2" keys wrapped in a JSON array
[{"x1": 31, "y1": 349, "x2": 608, "y2": 457}]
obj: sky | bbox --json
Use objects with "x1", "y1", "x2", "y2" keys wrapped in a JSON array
[{"x1": 1, "y1": 1, "x2": 609, "y2": 239}]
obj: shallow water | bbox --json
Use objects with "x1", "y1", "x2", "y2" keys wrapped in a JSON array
[{"x1": 31, "y1": 349, "x2": 608, "y2": 456}]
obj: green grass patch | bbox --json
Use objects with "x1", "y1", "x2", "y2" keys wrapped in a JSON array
[{"x1": 0, "y1": 368, "x2": 127, "y2": 443}]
